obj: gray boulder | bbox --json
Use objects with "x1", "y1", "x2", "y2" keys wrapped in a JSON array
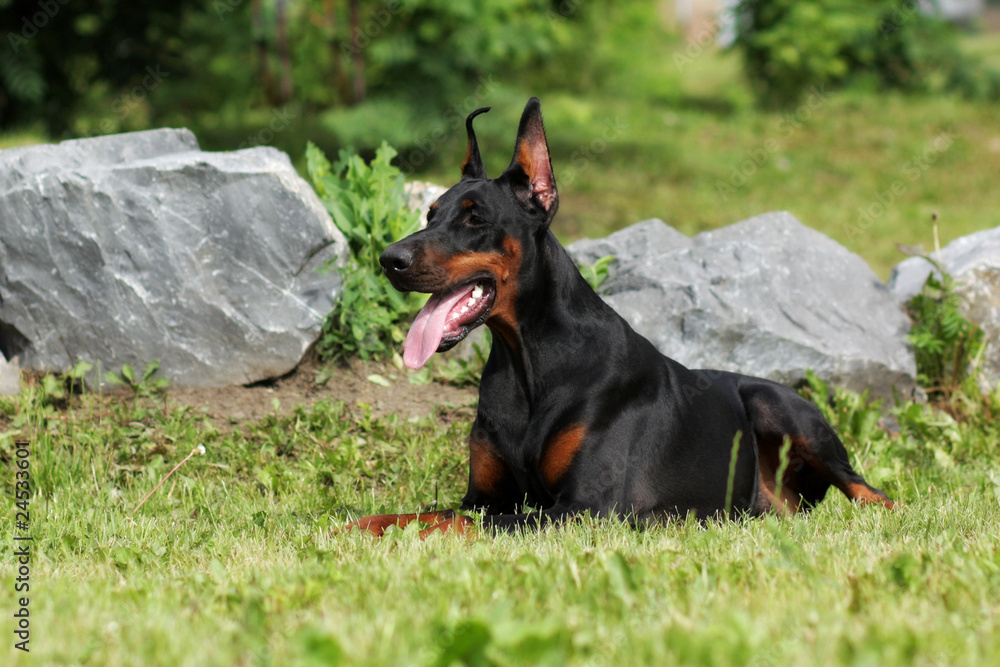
[
  {"x1": 568, "y1": 212, "x2": 915, "y2": 398},
  {"x1": 888, "y1": 227, "x2": 1000, "y2": 301},
  {"x1": 0, "y1": 129, "x2": 347, "y2": 388},
  {"x1": 889, "y1": 226, "x2": 1000, "y2": 386}
]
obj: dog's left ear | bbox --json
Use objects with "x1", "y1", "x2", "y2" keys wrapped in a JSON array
[
  {"x1": 502, "y1": 97, "x2": 558, "y2": 225},
  {"x1": 460, "y1": 107, "x2": 491, "y2": 181}
]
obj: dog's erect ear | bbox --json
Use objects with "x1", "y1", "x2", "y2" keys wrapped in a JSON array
[
  {"x1": 460, "y1": 107, "x2": 491, "y2": 181},
  {"x1": 502, "y1": 97, "x2": 558, "y2": 223}
]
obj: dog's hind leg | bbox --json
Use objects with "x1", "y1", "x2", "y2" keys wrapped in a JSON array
[{"x1": 738, "y1": 378, "x2": 898, "y2": 513}]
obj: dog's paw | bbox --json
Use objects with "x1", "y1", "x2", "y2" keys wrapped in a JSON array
[
  {"x1": 418, "y1": 515, "x2": 475, "y2": 539},
  {"x1": 336, "y1": 514, "x2": 400, "y2": 537},
  {"x1": 335, "y1": 510, "x2": 460, "y2": 537}
]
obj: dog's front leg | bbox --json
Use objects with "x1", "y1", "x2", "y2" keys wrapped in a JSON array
[
  {"x1": 476, "y1": 505, "x2": 579, "y2": 532},
  {"x1": 339, "y1": 509, "x2": 461, "y2": 537}
]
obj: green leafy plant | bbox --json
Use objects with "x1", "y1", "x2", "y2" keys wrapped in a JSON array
[
  {"x1": 1, "y1": 361, "x2": 94, "y2": 439},
  {"x1": 34, "y1": 360, "x2": 93, "y2": 411},
  {"x1": 577, "y1": 255, "x2": 615, "y2": 291},
  {"x1": 905, "y1": 259, "x2": 984, "y2": 399},
  {"x1": 103, "y1": 360, "x2": 170, "y2": 399},
  {"x1": 306, "y1": 141, "x2": 424, "y2": 361},
  {"x1": 432, "y1": 331, "x2": 493, "y2": 388},
  {"x1": 800, "y1": 370, "x2": 884, "y2": 447},
  {"x1": 38, "y1": 360, "x2": 92, "y2": 405}
]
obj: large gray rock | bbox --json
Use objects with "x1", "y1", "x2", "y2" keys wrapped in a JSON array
[
  {"x1": 568, "y1": 213, "x2": 915, "y2": 398},
  {"x1": 0, "y1": 129, "x2": 347, "y2": 388},
  {"x1": 889, "y1": 226, "x2": 1000, "y2": 387}
]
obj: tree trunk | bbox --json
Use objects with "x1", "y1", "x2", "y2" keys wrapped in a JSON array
[
  {"x1": 276, "y1": 0, "x2": 293, "y2": 104},
  {"x1": 349, "y1": 0, "x2": 366, "y2": 103}
]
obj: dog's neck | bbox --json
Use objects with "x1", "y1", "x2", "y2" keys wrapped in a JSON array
[{"x1": 485, "y1": 231, "x2": 613, "y2": 396}]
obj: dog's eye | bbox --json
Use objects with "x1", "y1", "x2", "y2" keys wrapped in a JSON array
[{"x1": 467, "y1": 213, "x2": 485, "y2": 227}]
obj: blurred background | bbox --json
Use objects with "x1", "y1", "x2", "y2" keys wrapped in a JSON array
[{"x1": 2, "y1": 0, "x2": 999, "y2": 276}]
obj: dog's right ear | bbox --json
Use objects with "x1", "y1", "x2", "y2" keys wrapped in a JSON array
[
  {"x1": 460, "y1": 107, "x2": 491, "y2": 181},
  {"x1": 501, "y1": 97, "x2": 558, "y2": 225}
]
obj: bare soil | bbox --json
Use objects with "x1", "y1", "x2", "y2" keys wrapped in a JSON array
[{"x1": 167, "y1": 355, "x2": 477, "y2": 426}]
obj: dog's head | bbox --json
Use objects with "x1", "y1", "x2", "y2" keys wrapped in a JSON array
[{"x1": 380, "y1": 97, "x2": 559, "y2": 369}]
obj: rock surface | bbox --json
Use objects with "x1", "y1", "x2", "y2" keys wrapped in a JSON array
[
  {"x1": 889, "y1": 226, "x2": 1000, "y2": 386},
  {"x1": 405, "y1": 180, "x2": 448, "y2": 229},
  {"x1": 0, "y1": 356, "x2": 19, "y2": 396},
  {"x1": 0, "y1": 128, "x2": 347, "y2": 388},
  {"x1": 568, "y1": 213, "x2": 915, "y2": 397}
]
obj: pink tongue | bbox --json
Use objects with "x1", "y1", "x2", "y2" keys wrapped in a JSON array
[{"x1": 403, "y1": 284, "x2": 477, "y2": 369}]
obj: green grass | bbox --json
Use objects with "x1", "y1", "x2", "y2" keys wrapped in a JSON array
[
  {"x1": 0, "y1": 128, "x2": 49, "y2": 150},
  {"x1": 2, "y1": 376, "x2": 999, "y2": 666}
]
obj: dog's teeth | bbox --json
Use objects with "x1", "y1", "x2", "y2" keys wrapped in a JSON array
[
  {"x1": 460, "y1": 306, "x2": 469, "y2": 314},
  {"x1": 472, "y1": 283, "x2": 483, "y2": 300}
]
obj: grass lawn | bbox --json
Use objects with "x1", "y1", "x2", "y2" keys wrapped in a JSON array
[{"x1": 2, "y1": 375, "x2": 999, "y2": 666}]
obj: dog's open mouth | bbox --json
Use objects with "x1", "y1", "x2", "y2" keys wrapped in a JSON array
[{"x1": 403, "y1": 280, "x2": 496, "y2": 369}]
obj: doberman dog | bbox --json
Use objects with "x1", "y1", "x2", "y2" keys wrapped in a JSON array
[{"x1": 343, "y1": 98, "x2": 897, "y2": 537}]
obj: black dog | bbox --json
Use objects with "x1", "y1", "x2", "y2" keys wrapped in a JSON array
[{"x1": 344, "y1": 98, "x2": 896, "y2": 536}]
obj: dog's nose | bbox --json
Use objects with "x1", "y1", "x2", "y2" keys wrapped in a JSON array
[{"x1": 380, "y1": 244, "x2": 414, "y2": 276}]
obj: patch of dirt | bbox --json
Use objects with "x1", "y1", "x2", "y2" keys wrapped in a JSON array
[{"x1": 167, "y1": 354, "x2": 477, "y2": 427}]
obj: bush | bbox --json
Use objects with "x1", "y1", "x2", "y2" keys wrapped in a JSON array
[
  {"x1": 733, "y1": 0, "x2": 999, "y2": 108},
  {"x1": 306, "y1": 142, "x2": 424, "y2": 361}
]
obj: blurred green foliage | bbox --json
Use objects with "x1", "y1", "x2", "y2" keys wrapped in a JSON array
[
  {"x1": 3, "y1": 1, "x2": 998, "y2": 157},
  {"x1": 0, "y1": 0, "x2": 592, "y2": 158},
  {"x1": 734, "y1": 0, "x2": 1000, "y2": 107}
]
